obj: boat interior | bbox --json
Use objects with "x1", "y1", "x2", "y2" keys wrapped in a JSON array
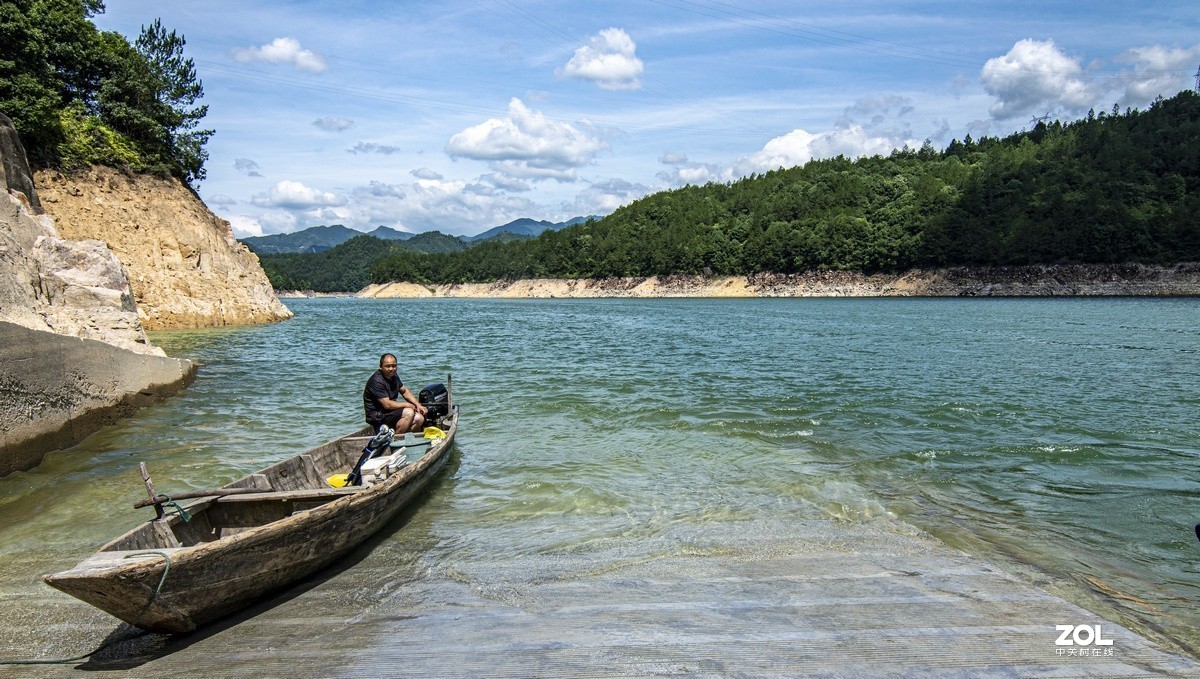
[{"x1": 99, "y1": 425, "x2": 446, "y2": 552}]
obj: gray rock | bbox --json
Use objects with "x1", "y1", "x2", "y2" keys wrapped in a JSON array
[
  {"x1": 0, "y1": 111, "x2": 41, "y2": 214},
  {"x1": 0, "y1": 321, "x2": 195, "y2": 476},
  {"x1": 0, "y1": 111, "x2": 189, "y2": 475}
]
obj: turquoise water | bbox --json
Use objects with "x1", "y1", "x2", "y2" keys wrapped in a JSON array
[{"x1": 1, "y1": 297, "x2": 1197, "y2": 654}]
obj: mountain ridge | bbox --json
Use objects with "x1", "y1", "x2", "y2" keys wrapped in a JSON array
[{"x1": 242, "y1": 217, "x2": 596, "y2": 254}]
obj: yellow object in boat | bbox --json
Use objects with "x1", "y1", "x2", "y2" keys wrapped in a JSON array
[
  {"x1": 423, "y1": 426, "x2": 447, "y2": 440},
  {"x1": 327, "y1": 473, "x2": 349, "y2": 488}
]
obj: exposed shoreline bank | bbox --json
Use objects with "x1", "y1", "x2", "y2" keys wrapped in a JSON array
[{"x1": 350, "y1": 263, "x2": 1200, "y2": 299}]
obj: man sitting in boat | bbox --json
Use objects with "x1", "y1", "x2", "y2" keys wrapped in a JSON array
[{"x1": 363, "y1": 353, "x2": 428, "y2": 433}]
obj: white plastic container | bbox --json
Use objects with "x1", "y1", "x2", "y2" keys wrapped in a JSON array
[{"x1": 359, "y1": 457, "x2": 391, "y2": 484}]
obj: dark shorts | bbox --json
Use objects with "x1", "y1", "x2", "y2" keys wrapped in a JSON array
[{"x1": 369, "y1": 407, "x2": 411, "y2": 431}]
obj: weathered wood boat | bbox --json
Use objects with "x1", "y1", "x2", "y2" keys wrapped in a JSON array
[{"x1": 43, "y1": 385, "x2": 459, "y2": 634}]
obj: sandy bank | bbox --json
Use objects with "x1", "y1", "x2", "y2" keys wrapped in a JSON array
[{"x1": 358, "y1": 263, "x2": 1200, "y2": 299}]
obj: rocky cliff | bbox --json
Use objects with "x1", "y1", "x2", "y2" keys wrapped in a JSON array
[
  {"x1": 0, "y1": 115, "x2": 159, "y2": 355},
  {"x1": 1, "y1": 112, "x2": 200, "y2": 474},
  {"x1": 34, "y1": 166, "x2": 292, "y2": 330}
]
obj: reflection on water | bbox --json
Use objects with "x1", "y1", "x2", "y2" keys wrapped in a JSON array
[{"x1": 0, "y1": 296, "x2": 1197, "y2": 655}]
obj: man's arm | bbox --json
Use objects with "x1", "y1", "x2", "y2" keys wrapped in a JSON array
[
  {"x1": 399, "y1": 385, "x2": 428, "y2": 414},
  {"x1": 379, "y1": 386, "x2": 427, "y2": 414}
]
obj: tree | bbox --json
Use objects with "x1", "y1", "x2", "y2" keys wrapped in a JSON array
[
  {"x1": 128, "y1": 18, "x2": 211, "y2": 184},
  {"x1": 0, "y1": 3, "x2": 212, "y2": 184},
  {"x1": 0, "y1": 0, "x2": 107, "y2": 164}
]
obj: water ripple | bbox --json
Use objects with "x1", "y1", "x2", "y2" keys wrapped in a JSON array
[{"x1": 0, "y1": 296, "x2": 1196, "y2": 651}]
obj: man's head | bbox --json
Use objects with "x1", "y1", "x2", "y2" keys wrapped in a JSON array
[{"x1": 379, "y1": 353, "x2": 398, "y2": 375}]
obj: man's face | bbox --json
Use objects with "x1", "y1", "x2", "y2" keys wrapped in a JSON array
[{"x1": 381, "y1": 358, "x2": 398, "y2": 377}]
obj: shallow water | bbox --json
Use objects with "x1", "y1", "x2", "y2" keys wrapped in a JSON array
[{"x1": 1, "y1": 296, "x2": 1197, "y2": 655}]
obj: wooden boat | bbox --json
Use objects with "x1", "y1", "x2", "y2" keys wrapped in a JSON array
[{"x1": 43, "y1": 388, "x2": 459, "y2": 634}]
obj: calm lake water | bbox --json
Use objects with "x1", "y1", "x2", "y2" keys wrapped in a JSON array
[{"x1": 1, "y1": 296, "x2": 1197, "y2": 656}]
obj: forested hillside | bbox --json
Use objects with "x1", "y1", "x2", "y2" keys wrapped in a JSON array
[
  {"x1": 369, "y1": 92, "x2": 1200, "y2": 286},
  {"x1": 258, "y1": 232, "x2": 467, "y2": 292},
  {"x1": 0, "y1": 1, "x2": 210, "y2": 185}
]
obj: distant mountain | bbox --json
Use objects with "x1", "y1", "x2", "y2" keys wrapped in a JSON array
[
  {"x1": 404, "y1": 231, "x2": 469, "y2": 254},
  {"x1": 242, "y1": 224, "x2": 364, "y2": 254},
  {"x1": 242, "y1": 216, "x2": 596, "y2": 254},
  {"x1": 464, "y1": 216, "x2": 598, "y2": 242},
  {"x1": 367, "y1": 225, "x2": 413, "y2": 241}
]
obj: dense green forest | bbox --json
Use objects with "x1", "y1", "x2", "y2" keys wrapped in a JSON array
[
  {"x1": 367, "y1": 92, "x2": 1200, "y2": 287},
  {"x1": 0, "y1": 0, "x2": 210, "y2": 185},
  {"x1": 258, "y1": 232, "x2": 468, "y2": 292}
]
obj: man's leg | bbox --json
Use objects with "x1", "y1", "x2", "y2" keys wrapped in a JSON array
[{"x1": 393, "y1": 408, "x2": 415, "y2": 433}]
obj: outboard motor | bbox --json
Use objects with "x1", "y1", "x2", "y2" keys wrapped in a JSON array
[{"x1": 419, "y1": 383, "x2": 449, "y2": 423}]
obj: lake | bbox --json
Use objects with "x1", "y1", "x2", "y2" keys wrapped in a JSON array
[{"x1": 1, "y1": 296, "x2": 1197, "y2": 659}]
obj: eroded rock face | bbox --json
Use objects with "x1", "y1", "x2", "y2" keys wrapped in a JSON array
[
  {"x1": 1, "y1": 113, "x2": 196, "y2": 474},
  {"x1": 34, "y1": 167, "x2": 292, "y2": 330},
  {"x1": 0, "y1": 178, "x2": 160, "y2": 355},
  {"x1": 0, "y1": 111, "x2": 41, "y2": 214}
]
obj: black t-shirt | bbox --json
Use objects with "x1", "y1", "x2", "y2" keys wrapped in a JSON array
[{"x1": 363, "y1": 369, "x2": 403, "y2": 424}]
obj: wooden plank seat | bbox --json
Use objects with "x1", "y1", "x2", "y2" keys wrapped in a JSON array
[{"x1": 211, "y1": 486, "x2": 363, "y2": 504}]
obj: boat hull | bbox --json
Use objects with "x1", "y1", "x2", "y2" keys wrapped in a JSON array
[{"x1": 44, "y1": 408, "x2": 457, "y2": 633}]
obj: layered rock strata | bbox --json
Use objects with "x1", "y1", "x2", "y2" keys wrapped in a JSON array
[{"x1": 34, "y1": 166, "x2": 292, "y2": 330}]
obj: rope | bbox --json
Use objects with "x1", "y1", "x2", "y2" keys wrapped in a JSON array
[
  {"x1": 159, "y1": 496, "x2": 192, "y2": 523},
  {"x1": 0, "y1": 550, "x2": 172, "y2": 666}
]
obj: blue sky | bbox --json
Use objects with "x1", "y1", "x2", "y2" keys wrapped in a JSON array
[{"x1": 91, "y1": 1, "x2": 1200, "y2": 238}]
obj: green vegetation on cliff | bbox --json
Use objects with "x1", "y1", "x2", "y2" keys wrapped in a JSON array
[
  {"x1": 366, "y1": 92, "x2": 1199, "y2": 286},
  {"x1": 0, "y1": 1, "x2": 210, "y2": 185}
]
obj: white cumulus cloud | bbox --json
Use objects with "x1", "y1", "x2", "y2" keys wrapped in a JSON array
[
  {"x1": 234, "y1": 37, "x2": 327, "y2": 73},
  {"x1": 445, "y1": 98, "x2": 609, "y2": 181},
  {"x1": 1114, "y1": 44, "x2": 1200, "y2": 105},
  {"x1": 231, "y1": 37, "x2": 326, "y2": 73},
  {"x1": 981, "y1": 39, "x2": 1095, "y2": 120},
  {"x1": 251, "y1": 180, "x2": 345, "y2": 209},
  {"x1": 561, "y1": 28, "x2": 644, "y2": 91},
  {"x1": 732, "y1": 125, "x2": 902, "y2": 177}
]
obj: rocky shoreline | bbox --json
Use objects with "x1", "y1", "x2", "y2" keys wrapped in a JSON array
[
  {"x1": 356, "y1": 263, "x2": 1200, "y2": 299},
  {"x1": 1, "y1": 112, "x2": 287, "y2": 475}
]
